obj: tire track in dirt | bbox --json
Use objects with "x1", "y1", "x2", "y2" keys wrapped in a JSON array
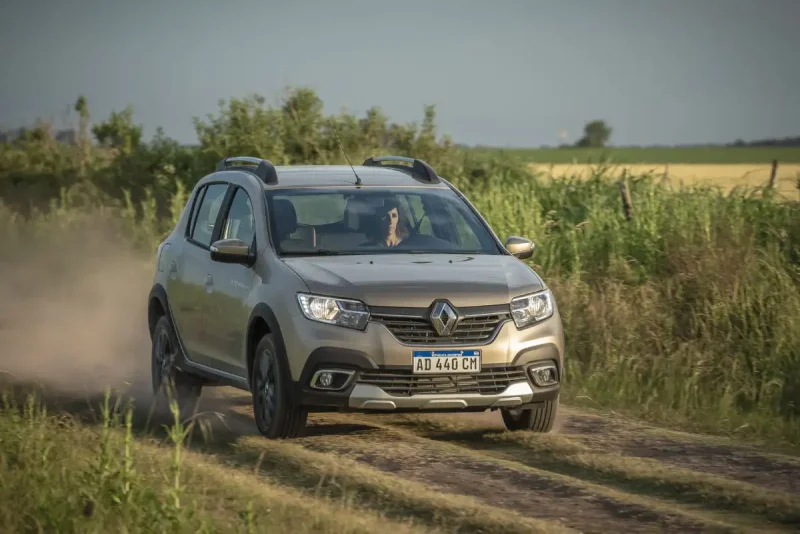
[
  {"x1": 393, "y1": 408, "x2": 800, "y2": 496},
  {"x1": 558, "y1": 411, "x2": 800, "y2": 495}
]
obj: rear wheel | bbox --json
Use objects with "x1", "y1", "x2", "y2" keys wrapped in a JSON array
[
  {"x1": 151, "y1": 315, "x2": 202, "y2": 417},
  {"x1": 501, "y1": 396, "x2": 558, "y2": 432},
  {"x1": 251, "y1": 333, "x2": 307, "y2": 439}
]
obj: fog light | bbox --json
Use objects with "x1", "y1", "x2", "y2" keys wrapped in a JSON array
[
  {"x1": 528, "y1": 363, "x2": 558, "y2": 387},
  {"x1": 310, "y1": 369, "x2": 355, "y2": 391},
  {"x1": 318, "y1": 372, "x2": 333, "y2": 388}
]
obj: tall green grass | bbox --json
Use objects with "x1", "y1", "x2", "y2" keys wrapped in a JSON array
[
  {"x1": 2, "y1": 88, "x2": 799, "y2": 446},
  {"x1": 0, "y1": 389, "x2": 219, "y2": 533},
  {"x1": 457, "y1": 169, "x2": 800, "y2": 443},
  {"x1": 0, "y1": 387, "x2": 454, "y2": 534}
]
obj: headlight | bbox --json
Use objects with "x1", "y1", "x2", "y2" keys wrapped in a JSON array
[
  {"x1": 510, "y1": 289, "x2": 554, "y2": 328},
  {"x1": 297, "y1": 293, "x2": 370, "y2": 330}
]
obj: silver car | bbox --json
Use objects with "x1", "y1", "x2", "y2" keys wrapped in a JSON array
[{"x1": 148, "y1": 156, "x2": 564, "y2": 438}]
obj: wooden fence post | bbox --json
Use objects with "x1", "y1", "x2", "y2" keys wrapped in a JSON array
[
  {"x1": 796, "y1": 171, "x2": 800, "y2": 197},
  {"x1": 768, "y1": 159, "x2": 779, "y2": 189},
  {"x1": 619, "y1": 175, "x2": 633, "y2": 221}
]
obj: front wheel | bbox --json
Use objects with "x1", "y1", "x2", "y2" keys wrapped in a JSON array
[
  {"x1": 501, "y1": 396, "x2": 559, "y2": 432},
  {"x1": 251, "y1": 334, "x2": 307, "y2": 439}
]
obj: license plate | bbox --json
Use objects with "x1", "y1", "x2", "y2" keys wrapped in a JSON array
[{"x1": 412, "y1": 350, "x2": 481, "y2": 374}]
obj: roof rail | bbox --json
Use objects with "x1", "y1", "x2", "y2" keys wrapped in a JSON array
[
  {"x1": 215, "y1": 156, "x2": 278, "y2": 185},
  {"x1": 362, "y1": 155, "x2": 439, "y2": 183}
]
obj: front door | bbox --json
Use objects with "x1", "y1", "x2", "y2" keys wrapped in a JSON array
[{"x1": 204, "y1": 186, "x2": 258, "y2": 378}]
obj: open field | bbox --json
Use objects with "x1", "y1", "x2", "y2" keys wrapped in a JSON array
[
  {"x1": 469, "y1": 146, "x2": 800, "y2": 165},
  {"x1": 526, "y1": 163, "x2": 800, "y2": 198}
]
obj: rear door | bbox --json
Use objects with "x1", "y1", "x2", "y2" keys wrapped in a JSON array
[
  {"x1": 166, "y1": 182, "x2": 230, "y2": 367},
  {"x1": 204, "y1": 185, "x2": 258, "y2": 377}
]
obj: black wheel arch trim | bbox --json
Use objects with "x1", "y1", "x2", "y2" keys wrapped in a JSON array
[
  {"x1": 147, "y1": 283, "x2": 171, "y2": 340},
  {"x1": 246, "y1": 302, "x2": 296, "y2": 399}
]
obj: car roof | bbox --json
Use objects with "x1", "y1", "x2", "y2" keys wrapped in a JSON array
[
  {"x1": 265, "y1": 165, "x2": 449, "y2": 189},
  {"x1": 204, "y1": 156, "x2": 452, "y2": 190}
]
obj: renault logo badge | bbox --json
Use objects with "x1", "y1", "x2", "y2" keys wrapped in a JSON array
[{"x1": 430, "y1": 301, "x2": 459, "y2": 336}]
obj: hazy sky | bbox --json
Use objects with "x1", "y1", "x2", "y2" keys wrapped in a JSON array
[{"x1": 1, "y1": 0, "x2": 798, "y2": 147}]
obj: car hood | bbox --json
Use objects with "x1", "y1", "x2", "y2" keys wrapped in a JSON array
[{"x1": 281, "y1": 253, "x2": 545, "y2": 308}]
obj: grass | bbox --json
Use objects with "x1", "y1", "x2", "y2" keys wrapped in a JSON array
[
  {"x1": 455, "y1": 169, "x2": 800, "y2": 446},
  {"x1": 0, "y1": 390, "x2": 417, "y2": 534},
  {"x1": 0, "y1": 385, "x2": 580, "y2": 534},
  {"x1": 468, "y1": 146, "x2": 800, "y2": 164}
]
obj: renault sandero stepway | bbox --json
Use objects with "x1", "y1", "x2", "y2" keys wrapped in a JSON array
[{"x1": 147, "y1": 156, "x2": 564, "y2": 438}]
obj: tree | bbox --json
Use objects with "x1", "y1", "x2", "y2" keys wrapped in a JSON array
[
  {"x1": 575, "y1": 120, "x2": 611, "y2": 148},
  {"x1": 92, "y1": 105, "x2": 142, "y2": 154}
]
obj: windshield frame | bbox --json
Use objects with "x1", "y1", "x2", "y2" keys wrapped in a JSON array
[{"x1": 263, "y1": 185, "x2": 508, "y2": 257}]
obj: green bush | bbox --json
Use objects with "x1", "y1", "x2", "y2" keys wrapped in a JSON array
[{"x1": 2, "y1": 88, "x2": 798, "y2": 445}]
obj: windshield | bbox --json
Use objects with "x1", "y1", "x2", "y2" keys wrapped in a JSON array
[{"x1": 264, "y1": 187, "x2": 503, "y2": 256}]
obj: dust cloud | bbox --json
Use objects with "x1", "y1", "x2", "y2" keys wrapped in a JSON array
[{"x1": 0, "y1": 222, "x2": 155, "y2": 402}]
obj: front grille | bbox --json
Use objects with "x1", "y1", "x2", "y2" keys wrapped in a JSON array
[
  {"x1": 371, "y1": 312, "x2": 511, "y2": 345},
  {"x1": 357, "y1": 367, "x2": 527, "y2": 396}
]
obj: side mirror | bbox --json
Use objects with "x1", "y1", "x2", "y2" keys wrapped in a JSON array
[
  {"x1": 210, "y1": 238, "x2": 255, "y2": 265},
  {"x1": 504, "y1": 236, "x2": 535, "y2": 260}
]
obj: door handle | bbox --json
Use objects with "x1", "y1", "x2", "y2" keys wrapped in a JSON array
[{"x1": 204, "y1": 274, "x2": 214, "y2": 293}]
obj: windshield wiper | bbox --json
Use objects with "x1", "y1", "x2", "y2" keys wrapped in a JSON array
[{"x1": 280, "y1": 249, "x2": 347, "y2": 256}]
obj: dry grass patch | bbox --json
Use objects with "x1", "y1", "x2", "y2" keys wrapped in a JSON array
[{"x1": 528, "y1": 162, "x2": 800, "y2": 197}]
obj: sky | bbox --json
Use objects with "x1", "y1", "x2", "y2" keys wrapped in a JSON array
[{"x1": 1, "y1": 0, "x2": 798, "y2": 147}]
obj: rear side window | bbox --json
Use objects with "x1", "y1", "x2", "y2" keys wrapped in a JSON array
[{"x1": 189, "y1": 183, "x2": 229, "y2": 247}]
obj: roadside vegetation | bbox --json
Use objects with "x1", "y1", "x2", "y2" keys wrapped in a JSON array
[{"x1": 1, "y1": 87, "x2": 799, "y2": 450}]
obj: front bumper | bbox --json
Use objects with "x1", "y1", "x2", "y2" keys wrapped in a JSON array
[{"x1": 293, "y1": 343, "x2": 562, "y2": 413}]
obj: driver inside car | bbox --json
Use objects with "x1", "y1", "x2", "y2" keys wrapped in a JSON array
[{"x1": 361, "y1": 197, "x2": 410, "y2": 248}]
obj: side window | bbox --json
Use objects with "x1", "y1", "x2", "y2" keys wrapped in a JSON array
[
  {"x1": 221, "y1": 187, "x2": 256, "y2": 246},
  {"x1": 189, "y1": 183, "x2": 229, "y2": 247}
]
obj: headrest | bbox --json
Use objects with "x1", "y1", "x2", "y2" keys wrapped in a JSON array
[
  {"x1": 273, "y1": 198, "x2": 298, "y2": 239},
  {"x1": 343, "y1": 198, "x2": 372, "y2": 231}
]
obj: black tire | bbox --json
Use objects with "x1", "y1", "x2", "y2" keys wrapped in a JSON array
[
  {"x1": 151, "y1": 315, "x2": 202, "y2": 418},
  {"x1": 501, "y1": 396, "x2": 559, "y2": 432},
  {"x1": 251, "y1": 333, "x2": 307, "y2": 439}
]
